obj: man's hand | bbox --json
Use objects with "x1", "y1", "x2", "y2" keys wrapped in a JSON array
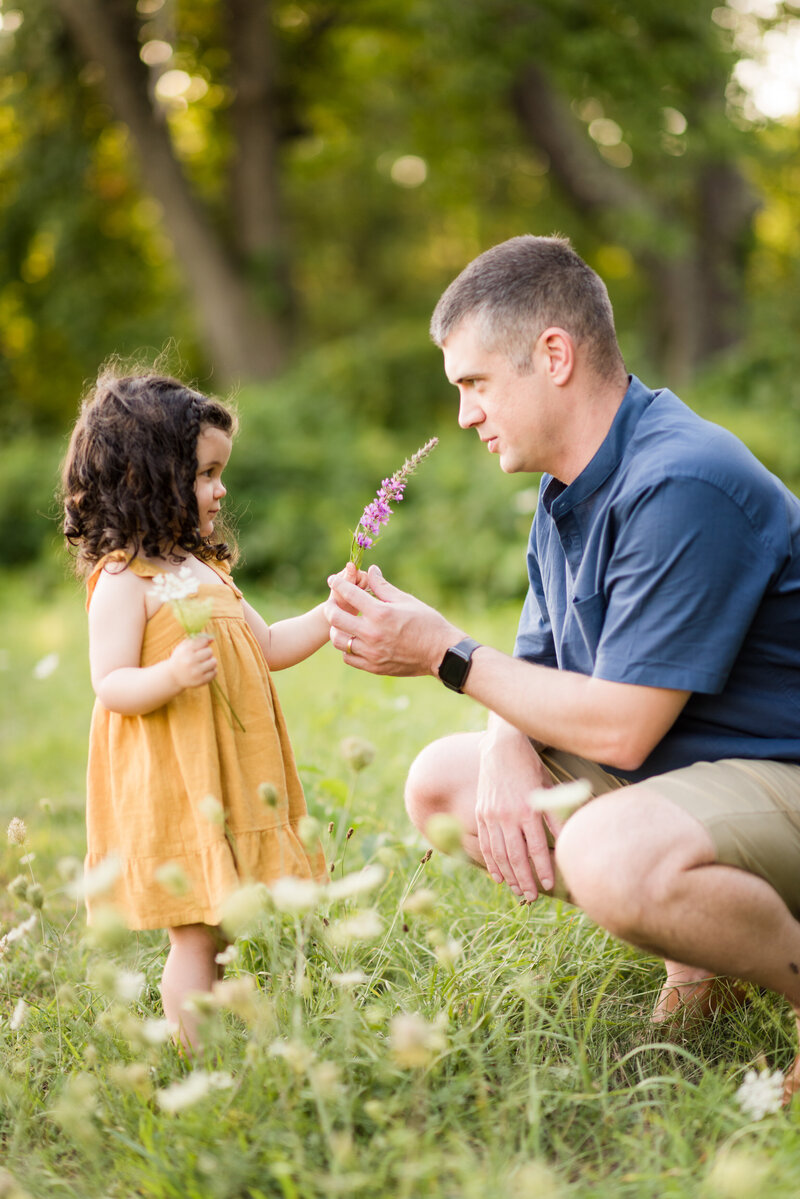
[
  {"x1": 477, "y1": 721, "x2": 565, "y2": 902},
  {"x1": 327, "y1": 564, "x2": 463, "y2": 677}
]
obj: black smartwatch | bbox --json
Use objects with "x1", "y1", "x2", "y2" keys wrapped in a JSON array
[{"x1": 438, "y1": 637, "x2": 482, "y2": 693}]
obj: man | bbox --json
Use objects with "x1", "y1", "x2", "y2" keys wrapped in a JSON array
[{"x1": 327, "y1": 234, "x2": 800, "y2": 1099}]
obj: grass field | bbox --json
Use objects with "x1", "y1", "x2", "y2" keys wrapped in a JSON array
[{"x1": 1, "y1": 570, "x2": 799, "y2": 1198}]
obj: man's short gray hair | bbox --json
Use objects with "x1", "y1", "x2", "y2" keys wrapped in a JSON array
[{"x1": 430, "y1": 234, "x2": 625, "y2": 379}]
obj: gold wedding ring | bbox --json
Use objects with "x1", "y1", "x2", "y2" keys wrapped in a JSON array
[{"x1": 346, "y1": 636, "x2": 354, "y2": 655}]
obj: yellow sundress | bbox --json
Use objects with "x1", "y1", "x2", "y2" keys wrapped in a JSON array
[{"x1": 84, "y1": 552, "x2": 326, "y2": 930}]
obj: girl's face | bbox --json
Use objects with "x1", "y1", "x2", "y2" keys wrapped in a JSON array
[{"x1": 194, "y1": 425, "x2": 232, "y2": 538}]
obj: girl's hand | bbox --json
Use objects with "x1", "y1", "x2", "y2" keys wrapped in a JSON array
[
  {"x1": 324, "y1": 562, "x2": 369, "y2": 623},
  {"x1": 168, "y1": 635, "x2": 217, "y2": 690}
]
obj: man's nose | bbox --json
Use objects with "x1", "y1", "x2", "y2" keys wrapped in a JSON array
[{"x1": 458, "y1": 391, "x2": 483, "y2": 429}]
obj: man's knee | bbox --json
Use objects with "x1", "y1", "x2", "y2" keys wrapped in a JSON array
[
  {"x1": 404, "y1": 731, "x2": 480, "y2": 835},
  {"x1": 556, "y1": 790, "x2": 716, "y2": 939}
]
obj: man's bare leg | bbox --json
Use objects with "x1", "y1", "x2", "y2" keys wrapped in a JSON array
[
  {"x1": 406, "y1": 733, "x2": 720, "y2": 1016},
  {"x1": 555, "y1": 787, "x2": 800, "y2": 1100}
]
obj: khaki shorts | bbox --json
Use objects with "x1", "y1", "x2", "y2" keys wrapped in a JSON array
[{"x1": 540, "y1": 749, "x2": 800, "y2": 917}]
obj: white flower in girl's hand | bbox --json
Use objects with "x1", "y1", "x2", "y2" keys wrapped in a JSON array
[{"x1": 148, "y1": 565, "x2": 200, "y2": 602}]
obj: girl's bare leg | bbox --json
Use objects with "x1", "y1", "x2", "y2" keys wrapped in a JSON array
[{"x1": 161, "y1": 922, "x2": 221, "y2": 1051}]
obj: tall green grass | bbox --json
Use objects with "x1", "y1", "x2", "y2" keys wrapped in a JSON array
[{"x1": 0, "y1": 573, "x2": 798, "y2": 1199}]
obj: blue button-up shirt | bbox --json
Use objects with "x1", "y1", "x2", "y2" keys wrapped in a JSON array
[{"x1": 514, "y1": 375, "x2": 800, "y2": 781}]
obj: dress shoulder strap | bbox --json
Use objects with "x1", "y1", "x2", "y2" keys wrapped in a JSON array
[{"x1": 85, "y1": 552, "x2": 158, "y2": 609}]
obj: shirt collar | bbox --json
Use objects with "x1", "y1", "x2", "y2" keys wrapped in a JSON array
[{"x1": 544, "y1": 374, "x2": 654, "y2": 517}]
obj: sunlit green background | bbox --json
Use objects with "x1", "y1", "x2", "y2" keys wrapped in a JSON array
[{"x1": 1, "y1": 0, "x2": 799, "y2": 601}]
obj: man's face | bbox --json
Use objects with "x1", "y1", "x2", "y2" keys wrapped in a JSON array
[{"x1": 441, "y1": 317, "x2": 554, "y2": 475}]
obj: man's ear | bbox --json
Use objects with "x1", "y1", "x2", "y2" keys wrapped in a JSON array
[{"x1": 538, "y1": 327, "x2": 575, "y2": 385}]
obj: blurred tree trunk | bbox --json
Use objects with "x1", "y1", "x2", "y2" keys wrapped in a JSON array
[
  {"x1": 512, "y1": 62, "x2": 758, "y2": 381},
  {"x1": 54, "y1": 0, "x2": 290, "y2": 383}
]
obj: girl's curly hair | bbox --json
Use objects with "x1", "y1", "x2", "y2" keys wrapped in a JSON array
[{"x1": 61, "y1": 371, "x2": 239, "y2": 574}]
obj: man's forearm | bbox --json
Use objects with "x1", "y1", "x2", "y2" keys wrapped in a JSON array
[{"x1": 462, "y1": 647, "x2": 688, "y2": 772}]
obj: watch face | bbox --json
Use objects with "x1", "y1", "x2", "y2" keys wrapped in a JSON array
[{"x1": 440, "y1": 646, "x2": 469, "y2": 690}]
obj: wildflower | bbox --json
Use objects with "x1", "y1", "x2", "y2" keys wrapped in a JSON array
[
  {"x1": 309, "y1": 1061, "x2": 343, "y2": 1100},
  {"x1": 327, "y1": 908, "x2": 383, "y2": 947},
  {"x1": 270, "y1": 876, "x2": 320, "y2": 914},
  {"x1": 402, "y1": 888, "x2": 437, "y2": 917},
  {"x1": 434, "y1": 937, "x2": 463, "y2": 968},
  {"x1": 155, "y1": 1070, "x2": 233, "y2": 1113},
  {"x1": 4, "y1": 914, "x2": 37, "y2": 945},
  {"x1": 6, "y1": 818, "x2": 26, "y2": 847},
  {"x1": 327, "y1": 864, "x2": 385, "y2": 902},
  {"x1": 32, "y1": 652, "x2": 59, "y2": 680},
  {"x1": 197, "y1": 793, "x2": 225, "y2": 825},
  {"x1": 424, "y1": 812, "x2": 464, "y2": 856},
  {"x1": 705, "y1": 1147, "x2": 771, "y2": 1197},
  {"x1": 56, "y1": 856, "x2": 82, "y2": 882},
  {"x1": 212, "y1": 975, "x2": 259, "y2": 1021},
  {"x1": 258, "y1": 782, "x2": 280, "y2": 807},
  {"x1": 340, "y1": 736, "x2": 376, "y2": 772},
  {"x1": 114, "y1": 970, "x2": 146, "y2": 1003},
  {"x1": 149, "y1": 568, "x2": 244, "y2": 730},
  {"x1": 26, "y1": 883, "x2": 44, "y2": 910},
  {"x1": 526, "y1": 778, "x2": 592, "y2": 813},
  {"x1": 9, "y1": 999, "x2": 28, "y2": 1031},
  {"x1": 269, "y1": 1038, "x2": 314, "y2": 1074},
  {"x1": 68, "y1": 853, "x2": 121, "y2": 900},
  {"x1": 215, "y1": 943, "x2": 239, "y2": 966},
  {"x1": 389, "y1": 1011, "x2": 447, "y2": 1069},
  {"x1": 107, "y1": 1063, "x2": 153, "y2": 1099},
  {"x1": 329, "y1": 969, "x2": 368, "y2": 988},
  {"x1": 735, "y1": 1066, "x2": 784, "y2": 1120},
  {"x1": 297, "y1": 815, "x2": 322, "y2": 850},
  {"x1": 349, "y1": 437, "x2": 438, "y2": 567},
  {"x1": 86, "y1": 903, "x2": 129, "y2": 953},
  {"x1": 507, "y1": 1161, "x2": 563, "y2": 1199},
  {"x1": 7, "y1": 876, "x2": 28, "y2": 902},
  {"x1": 140, "y1": 1018, "x2": 178, "y2": 1045},
  {"x1": 219, "y1": 881, "x2": 269, "y2": 938},
  {"x1": 154, "y1": 861, "x2": 191, "y2": 897}
]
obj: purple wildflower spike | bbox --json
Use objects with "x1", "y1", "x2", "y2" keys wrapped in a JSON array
[{"x1": 349, "y1": 437, "x2": 438, "y2": 567}]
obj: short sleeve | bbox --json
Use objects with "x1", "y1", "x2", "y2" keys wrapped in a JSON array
[{"x1": 594, "y1": 477, "x2": 781, "y2": 693}]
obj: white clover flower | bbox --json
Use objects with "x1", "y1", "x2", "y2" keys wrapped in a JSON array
[
  {"x1": 6, "y1": 818, "x2": 27, "y2": 847},
  {"x1": 735, "y1": 1067, "x2": 784, "y2": 1120},
  {"x1": 215, "y1": 943, "x2": 239, "y2": 966},
  {"x1": 5, "y1": 914, "x2": 37, "y2": 944},
  {"x1": 197, "y1": 794, "x2": 225, "y2": 825},
  {"x1": 434, "y1": 937, "x2": 463, "y2": 968},
  {"x1": 9, "y1": 998, "x2": 28, "y2": 1031},
  {"x1": 423, "y1": 812, "x2": 464, "y2": 856},
  {"x1": 389, "y1": 1011, "x2": 448, "y2": 1069},
  {"x1": 140, "y1": 1017, "x2": 178, "y2": 1045},
  {"x1": 32, "y1": 652, "x2": 59, "y2": 680},
  {"x1": 148, "y1": 566, "x2": 200, "y2": 604},
  {"x1": 269, "y1": 877, "x2": 320, "y2": 914},
  {"x1": 68, "y1": 853, "x2": 122, "y2": 900},
  {"x1": 309, "y1": 1061, "x2": 343, "y2": 1100},
  {"x1": 327, "y1": 908, "x2": 383, "y2": 947},
  {"x1": 154, "y1": 861, "x2": 191, "y2": 897},
  {"x1": 402, "y1": 888, "x2": 437, "y2": 917},
  {"x1": 526, "y1": 779, "x2": 592, "y2": 813},
  {"x1": 269, "y1": 1038, "x2": 314, "y2": 1073},
  {"x1": 329, "y1": 969, "x2": 368, "y2": 988},
  {"x1": 212, "y1": 976, "x2": 259, "y2": 1021},
  {"x1": 327, "y1": 864, "x2": 385, "y2": 902},
  {"x1": 296, "y1": 815, "x2": 322, "y2": 850},
  {"x1": 219, "y1": 882, "x2": 269, "y2": 938},
  {"x1": 339, "y1": 736, "x2": 376, "y2": 772},
  {"x1": 114, "y1": 970, "x2": 145, "y2": 1002},
  {"x1": 155, "y1": 1069, "x2": 233, "y2": 1113}
]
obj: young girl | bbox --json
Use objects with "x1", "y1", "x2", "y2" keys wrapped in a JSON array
[{"x1": 62, "y1": 370, "x2": 335, "y2": 1048}]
